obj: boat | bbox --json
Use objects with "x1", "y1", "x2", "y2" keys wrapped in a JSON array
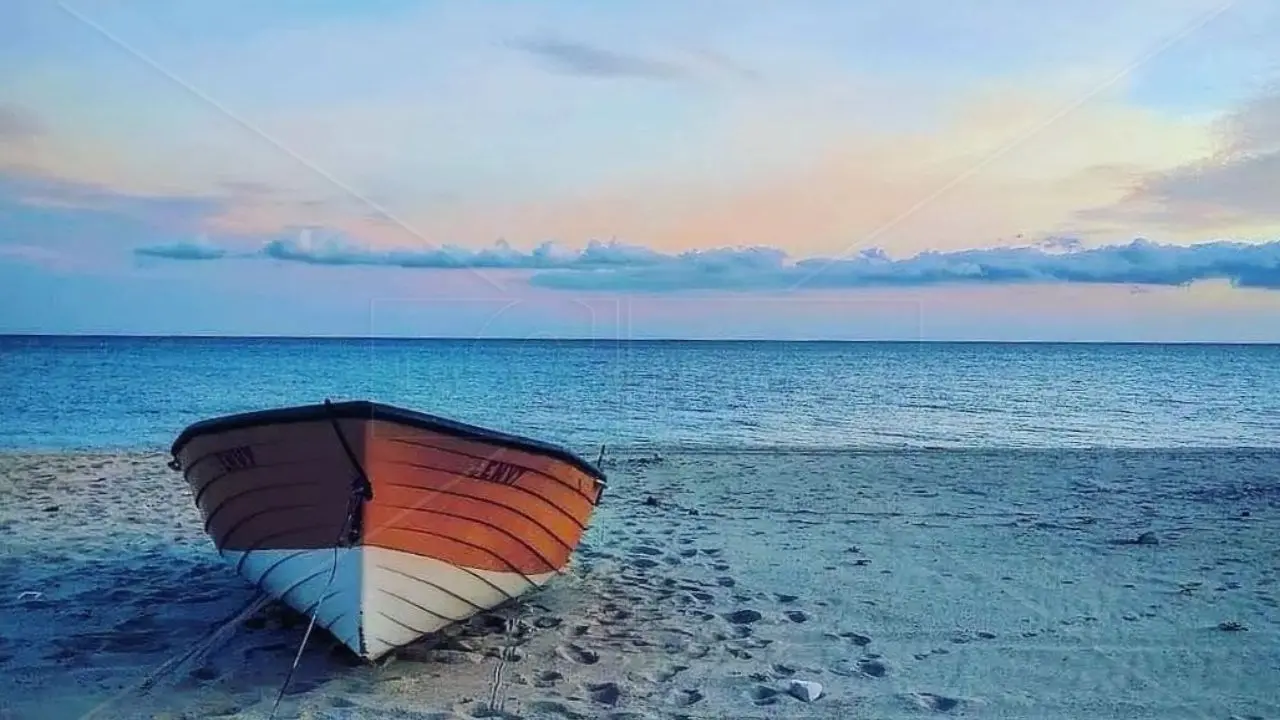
[{"x1": 167, "y1": 399, "x2": 606, "y2": 662}]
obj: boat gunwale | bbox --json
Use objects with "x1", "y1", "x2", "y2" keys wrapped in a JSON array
[{"x1": 169, "y1": 400, "x2": 607, "y2": 483}]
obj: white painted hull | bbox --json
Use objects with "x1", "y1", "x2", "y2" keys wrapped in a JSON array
[{"x1": 223, "y1": 546, "x2": 555, "y2": 660}]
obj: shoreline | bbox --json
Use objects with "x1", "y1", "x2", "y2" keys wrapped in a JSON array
[{"x1": 1, "y1": 449, "x2": 1277, "y2": 719}]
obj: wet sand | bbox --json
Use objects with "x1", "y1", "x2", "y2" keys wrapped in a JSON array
[{"x1": 0, "y1": 449, "x2": 1277, "y2": 719}]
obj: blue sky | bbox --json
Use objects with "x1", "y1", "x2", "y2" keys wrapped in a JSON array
[{"x1": 2, "y1": 0, "x2": 1279, "y2": 339}]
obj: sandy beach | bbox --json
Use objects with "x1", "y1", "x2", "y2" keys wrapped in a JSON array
[{"x1": 1, "y1": 449, "x2": 1277, "y2": 719}]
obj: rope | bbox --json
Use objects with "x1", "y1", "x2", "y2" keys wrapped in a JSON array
[
  {"x1": 267, "y1": 480, "x2": 365, "y2": 719},
  {"x1": 79, "y1": 591, "x2": 271, "y2": 720},
  {"x1": 484, "y1": 610, "x2": 524, "y2": 715},
  {"x1": 266, "y1": 546, "x2": 341, "y2": 720}
]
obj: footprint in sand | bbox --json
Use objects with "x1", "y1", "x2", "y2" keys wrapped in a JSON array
[
  {"x1": 769, "y1": 663, "x2": 797, "y2": 679},
  {"x1": 670, "y1": 688, "x2": 704, "y2": 707},
  {"x1": 723, "y1": 609, "x2": 762, "y2": 624},
  {"x1": 464, "y1": 702, "x2": 525, "y2": 719},
  {"x1": 596, "y1": 605, "x2": 632, "y2": 625},
  {"x1": 645, "y1": 663, "x2": 690, "y2": 683},
  {"x1": 525, "y1": 700, "x2": 588, "y2": 719},
  {"x1": 556, "y1": 643, "x2": 600, "y2": 665},
  {"x1": 858, "y1": 658, "x2": 888, "y2": 677},
  {"x1": 838, "y1": 631, "x2": 873, "y2": 646},
  {"x1": 749, "y1": 685, "x2": 780, "y2": 705},
  {"x1": 784, "y1": 610, "x2": 809, "y2": 623},
  {"x1": 533, "y1": 669, "x2": 563, "y2": 688},
  {"x1": 684, "y1": 643, "x2": 711, "y2": 659},
  {"x1": 910, "y1": 692, "x2": 962, "y2": 712},
  {"x1": 586, "y1": 681, "x2": 622, "y2": 706}
]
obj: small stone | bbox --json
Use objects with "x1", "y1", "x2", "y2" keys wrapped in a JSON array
[{"x1": 787, "y1": 679, "x2": 823, "y2": 702}]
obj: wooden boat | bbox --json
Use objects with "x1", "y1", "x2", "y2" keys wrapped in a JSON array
[{"x1": 167, "y1": 399, "x2": 606, "y2": 661}]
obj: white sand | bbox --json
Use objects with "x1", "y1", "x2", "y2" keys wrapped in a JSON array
[{"x1": 0, "y1": 449, "x2": 1277, "y2": 719}]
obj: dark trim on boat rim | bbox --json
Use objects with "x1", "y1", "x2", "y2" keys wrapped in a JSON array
[{"x1": 170, "y1": 399, "x2": 607, "y2": 483}]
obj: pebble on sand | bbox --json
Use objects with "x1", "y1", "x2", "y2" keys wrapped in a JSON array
[{"x1": 787, "y1": 679, "x2": 823, "y2": 702}]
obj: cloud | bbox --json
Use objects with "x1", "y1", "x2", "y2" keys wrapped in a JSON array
[
  {"x1": 134, "y1": 240, "x2": 228, "y2": 261},
  {"x1": 0, "y1": 171, "x2": 224, "y2": 231},
  {"x1": 133, "y1": 232, "x2": 1280, "y2": 292},
  {"x1": 0, "y1": 170, "x2": 228, "y2": 273},
  {"x1": 510, "y1": 37, "x2": 688, "y2": 80},
  {"x1": 143, "y1": 230, "x2": 678, "y2": 269},
  {"x1": 1089, "y1": 89, "x2": 1280, "y2": 228},
  {"x1": 532, "y1": 240, "x2": 1280, "y2": 292}
]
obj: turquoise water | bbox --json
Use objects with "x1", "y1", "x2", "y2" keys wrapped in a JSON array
[{"x1": 1, "y1": 336, "x2": 1278, "y2": 452}]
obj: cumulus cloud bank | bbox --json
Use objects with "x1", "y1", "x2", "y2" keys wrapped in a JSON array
[{"x1": 133, "y1": 232, "x2": 1280, "y2": 292}]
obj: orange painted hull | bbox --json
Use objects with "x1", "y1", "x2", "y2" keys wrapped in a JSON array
[{"x1": 169, "y1": 400, "x2": 605, "y2": 660}]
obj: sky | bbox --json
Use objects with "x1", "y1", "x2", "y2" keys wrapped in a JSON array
[{"x1": 2, "y1": 0, "x2": 1280, "y2": 340}]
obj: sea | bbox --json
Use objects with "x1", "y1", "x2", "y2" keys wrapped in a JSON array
[{"x1": 1, "y1": 335, "x2": 1278, "y2": 454}]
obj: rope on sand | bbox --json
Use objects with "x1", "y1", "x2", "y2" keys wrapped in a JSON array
[
  {"x1": 79, "y1": 590, "x2": 272, "y2": 720},
  {"x1": 267, "y1": 546, "x2": 342, "y2": 720},
  {"x1": 484, "y1": 609, "x2": 525, "y2": 716}
]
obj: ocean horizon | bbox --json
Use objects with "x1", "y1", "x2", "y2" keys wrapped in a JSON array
[
  {"x1": 7, "y1": 333, "x2": 1280, "y2": 344},
  {"x1": 4, "y1": 334, "x2": 1278, "y2": 453}
]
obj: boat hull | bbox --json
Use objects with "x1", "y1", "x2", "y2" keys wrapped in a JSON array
[{"x1": 169, "y1": 401, "x2": 604, "y2": 661}]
